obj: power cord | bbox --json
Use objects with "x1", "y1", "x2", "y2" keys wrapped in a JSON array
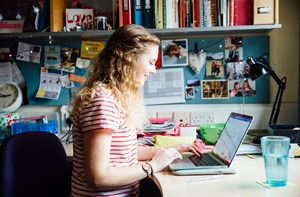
[{"x1": 60, "y1": 117, "x2": 73, "y2": 144}]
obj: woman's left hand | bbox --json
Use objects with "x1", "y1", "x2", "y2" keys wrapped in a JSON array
[{"x1": 173, "y1": 139, "x2": 205, "y2": 157}]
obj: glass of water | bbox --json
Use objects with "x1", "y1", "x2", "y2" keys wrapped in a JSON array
[{"x1": 261, "y1": 136, "x2": 290, "y2": 187}]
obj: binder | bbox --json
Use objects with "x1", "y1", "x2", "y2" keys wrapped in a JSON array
[
  {"x1": 253, "y1": 0, "x2": 274, "y2": 25},
  {"x1": 132, "y1": 0, "x2": 143, "y2": 25},
  {"x1": 143, "y1": 0, "x2": 154, "y2": 28},
  {"x1": 122, "y1": 0, "x2": 132, "y2": 25},
  {"x1": 50, "y1": 0, "x2": 67, "y2": 32},
  {"x1": 233, "y1": 0, "x2": 253, "y2": 26}
]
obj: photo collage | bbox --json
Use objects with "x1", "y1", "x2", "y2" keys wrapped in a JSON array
[{"x1": 160, "y1": 37, "x2": 258, "y2": 101}]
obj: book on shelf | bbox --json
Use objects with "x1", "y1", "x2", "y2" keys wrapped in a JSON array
[
  {"x1": 132, "y1": 0, "x2": 143, "y2": 25},
  {"x1": 203, "y1": 0, "x2": 212, "y2": 27},
  {"x1": 178, "y1": 0, "x2": 186, "y2": 28},
  {"x1": 50, "y1": 0, "x2": 67, "y2": 32},
  {"x1": 185, "y1": 0, "x2": 193, "y2": 28},
  {"x1": 122, "y1": 0, "x2": 132, "y2": 25},
  {"x1": 65, "y1": 8, "x2": 94, "y2": 31},
  {"x1": 233, "y1": 0, "x2": 253, "y2": 26},
  {"x1": 192, "y1": 0, "x2": 200, "y2": 27},
  {"x1": 157, "y1": 0, "x2": 164, "y2": 28},
  {"x1": 167, "y1": 0, "x2": 179, "y2": 28},
  {"x1": 153, "y1": 0, "x2": 159, "y2": 29},
  {"x1": 118, "y1": 0, "x2": 124, "y2": 27},
  {"x1": 142, "y1": 0, "x2": 154, "y2": 28},
  {"x1": 210, "y1": 0, "x2": 217, "y2": 26}
]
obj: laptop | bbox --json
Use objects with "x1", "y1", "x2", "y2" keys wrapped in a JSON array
[{"x1": 169, "y1": 112, "x2": 254, "y2": 175}]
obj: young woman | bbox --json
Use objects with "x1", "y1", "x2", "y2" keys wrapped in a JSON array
[
  {"x1": 230, "y1": 81, "x2": 242, "y2": 97},
  {"x1": 242, "y1": 79, "x2": 256, "y2": 96},
  {"x1": 70, "y1": 24, "x2": 202, "y2": 196}
]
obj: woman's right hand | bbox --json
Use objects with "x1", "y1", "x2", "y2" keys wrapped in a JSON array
[{"x1": 149, "y1": 148, "x2": 182, "y2": 173}]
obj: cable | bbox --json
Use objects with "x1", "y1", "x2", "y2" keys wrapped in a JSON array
[{"x1": 60, "y1": 117, "x2": 73, "y2": 144}]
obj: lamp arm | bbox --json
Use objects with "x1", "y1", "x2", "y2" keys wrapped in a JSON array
[{"x1": 247, "y1": 56, "x2": 287, "y2": 125}]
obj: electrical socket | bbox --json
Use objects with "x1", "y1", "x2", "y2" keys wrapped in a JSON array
[
  {"x1": 173, "y1": 112, "x2": 190, "y2": 124},
  {"x1": 190, "y1": 111, "x2": 215, "y2": 126},
  {"x1": 60, "y1": 105, "x2": 70, "y2": 133}
]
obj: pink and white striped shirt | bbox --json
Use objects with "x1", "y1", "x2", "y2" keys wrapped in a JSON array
[{"x1": 71, "y1": 85, "x2": 139, "y2": 196}]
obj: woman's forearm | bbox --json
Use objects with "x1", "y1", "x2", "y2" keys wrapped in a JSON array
[{"x1": 137, "y1": 146, "x2": 160, "y2": 161}]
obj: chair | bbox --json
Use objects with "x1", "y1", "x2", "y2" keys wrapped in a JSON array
[{"x1": 0, "y1": 131, "x2": 71, "y2": 197}]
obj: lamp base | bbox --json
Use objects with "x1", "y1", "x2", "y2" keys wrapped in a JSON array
[{"x1": 268, "y1": 124, "x2": 300, "y2": 144}]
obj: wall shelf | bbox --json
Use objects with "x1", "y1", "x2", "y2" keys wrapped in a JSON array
[{"x1": 0, "y1": 24, "x2": 282, "y2": 43}]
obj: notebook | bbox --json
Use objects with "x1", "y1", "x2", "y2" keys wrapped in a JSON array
[{"x1": 169, "y1": 112, "x2": 254, "y2": 175}]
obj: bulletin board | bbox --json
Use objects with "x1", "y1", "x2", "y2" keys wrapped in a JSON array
[
  {"x1": 1, "y1": 35, "x2": 269, "y2": 106},
  {"x1": 1, "y1": 41, "x2": 82, "y2": 105},
  {"x1": 153, "y1": 35, "x2": 270, "y2": 105}
]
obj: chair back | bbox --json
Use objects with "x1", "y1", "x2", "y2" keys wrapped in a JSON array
[{"x1": 0, "y1": 131, "x2": 71, "y2": 197}]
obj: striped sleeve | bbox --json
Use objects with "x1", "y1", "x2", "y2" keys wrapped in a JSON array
[{"x1": 79, "y1": 92, "x2": 121, "y2": 133}]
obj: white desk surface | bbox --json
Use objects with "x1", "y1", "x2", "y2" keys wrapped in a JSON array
[{"x1": 153, "y1": 156, "x2": 300, "y2": 197}]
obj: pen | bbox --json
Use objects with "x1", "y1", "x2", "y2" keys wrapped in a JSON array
[{"x1": 187, "y1": 174, "x2": 224, "y2": 183}]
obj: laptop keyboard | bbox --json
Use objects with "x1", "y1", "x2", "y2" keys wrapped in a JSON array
[{"x1": 189, "y1": 153, "x2": 222, "y2": 166}]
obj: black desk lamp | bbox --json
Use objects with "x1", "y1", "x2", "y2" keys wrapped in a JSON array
[{"x1": 246, "y1": 55, "x2": 287, "y2": 125}]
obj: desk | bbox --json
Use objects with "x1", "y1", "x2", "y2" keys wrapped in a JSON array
[{"x1": 153, "y1": 156, "x2": 300, "y2": 197}]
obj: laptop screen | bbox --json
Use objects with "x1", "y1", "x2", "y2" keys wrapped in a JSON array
[{"x1": 212, "y1": 112, "x2": 254, "y2": 165}]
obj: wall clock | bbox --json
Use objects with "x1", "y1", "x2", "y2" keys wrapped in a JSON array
[{"x1": 0, "y1": 82, "x2": 23, "y2": 113}]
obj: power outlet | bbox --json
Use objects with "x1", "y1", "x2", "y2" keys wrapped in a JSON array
[
  {"x1": 173, "y1": 112, "x2": 190, "y2": 124},
  {"x1": 60, "y1": 105, "x2": 70, "y2": 133},
  {"x1": 190, "y1": 111, "x2": 215, "y2": 126}
]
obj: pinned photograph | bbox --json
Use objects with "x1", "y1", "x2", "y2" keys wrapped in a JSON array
[
  {"x1": 201, "y1": 80, "x2": 229, "y2": 99},
  {"x1": 161, "y1": 39, "x2": 188, "y2": 67},
  {"x1": 225, "y1": 37, "x2": 243, "y2": 63},
  {"x1": 185, "y1": 86, "x2": 195, "y2": 99},
  {"x1": 228, "y1": 79, "x2": 256, "y2": 97},
  {"x1": 226, "y1": 61, "x2": 253, "y2": 80},
  {"x1": 205, "y1": 52, "x2": 224, "y2": 78},
  {"x1": 61, "y1": 47, "x2": 79, "y2": 73}
]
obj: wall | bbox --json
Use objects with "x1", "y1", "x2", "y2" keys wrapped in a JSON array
[{"x1": 17, "y1": 1, "x2": 300, "y2": 131}]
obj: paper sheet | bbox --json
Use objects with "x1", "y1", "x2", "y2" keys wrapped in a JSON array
[{"x1": 142, "y1": 68, "x2": 185, "y2": 105}]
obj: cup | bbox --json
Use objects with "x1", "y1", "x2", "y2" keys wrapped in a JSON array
[
  {"x1": 94, "y1": 16, "x2": 108, "y2": 30},
  {"x1": 261, "y1": 136, "x2": 290, "y2": 187}
]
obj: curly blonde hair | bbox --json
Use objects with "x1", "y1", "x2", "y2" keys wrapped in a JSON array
[{"x1": 70, "y1": 24, "x2": 160, "y2": 130}]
